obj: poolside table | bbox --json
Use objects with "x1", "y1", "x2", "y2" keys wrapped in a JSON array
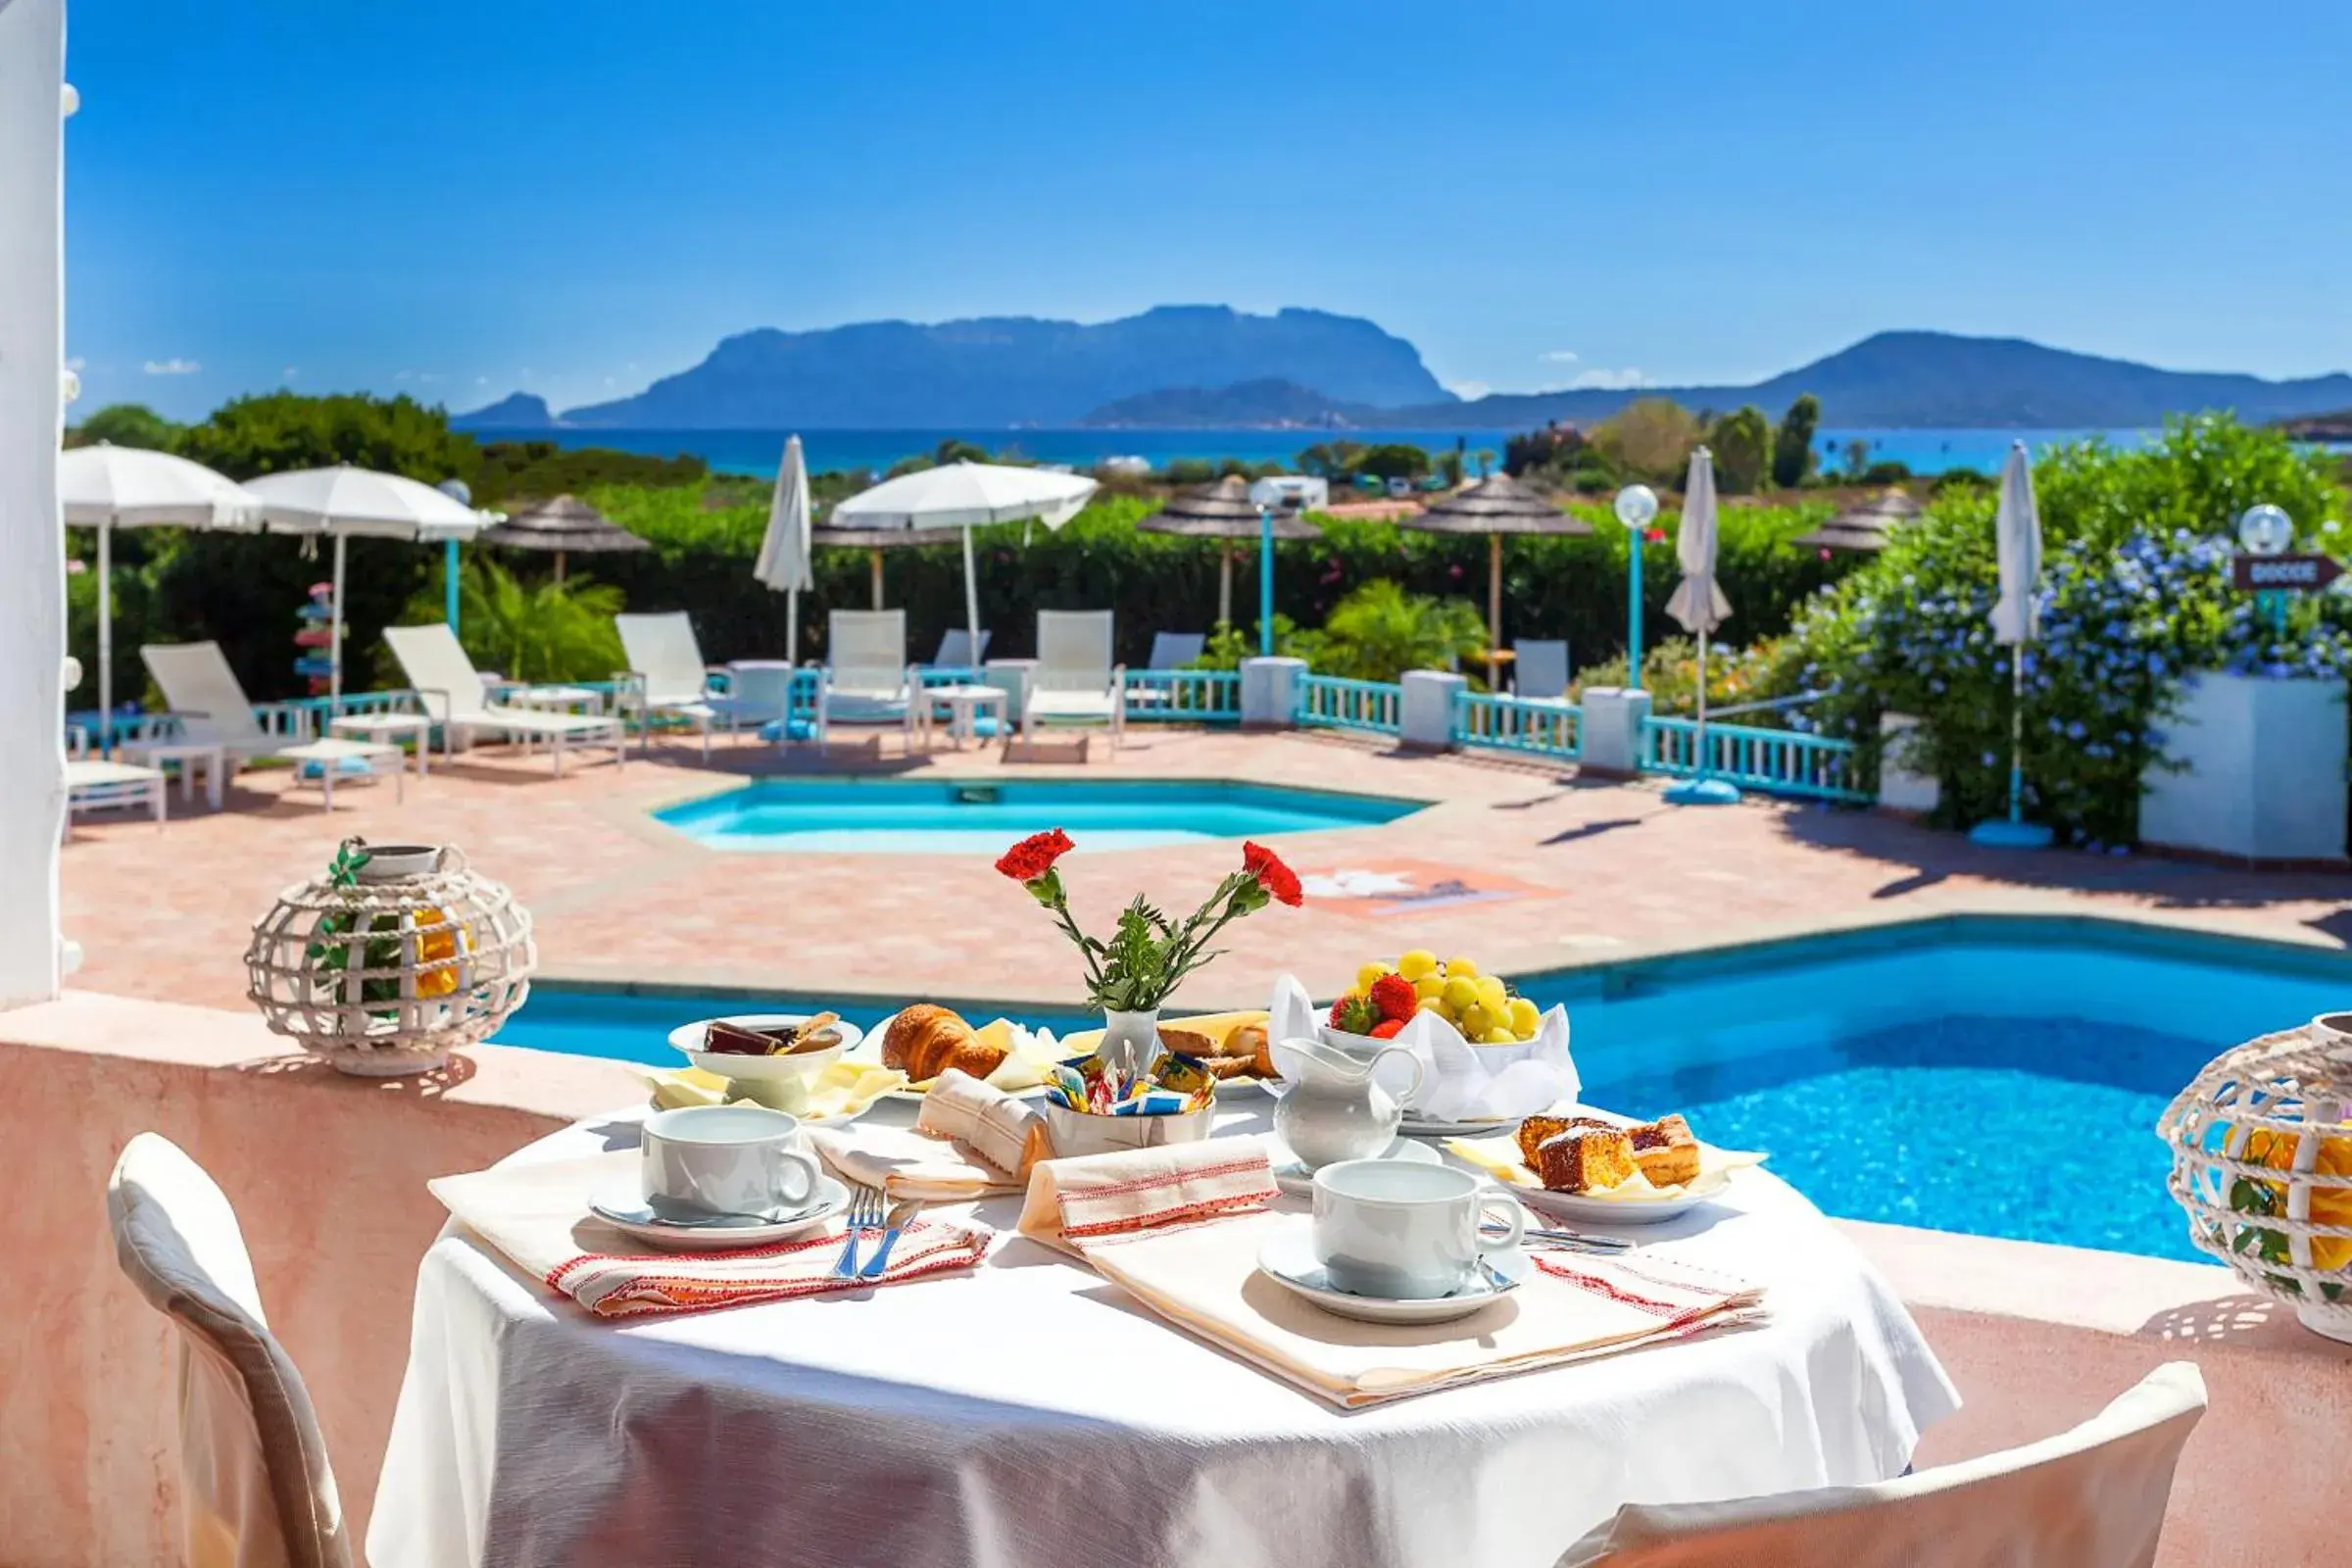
[{"x1": 370, "y1": 1098, "x2": 1958, "y2": 1568}]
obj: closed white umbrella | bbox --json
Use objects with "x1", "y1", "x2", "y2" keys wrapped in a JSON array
[
  {"x1": 1971, "y1": 441, "x2": 2053, "y2": 847},
  {"x1": 754, "y1": 434, "x2": 813, "y2": 661},
  {"x1": 1663, "y1": 446, "x2": 1738, "y2": 805},
  {"x1": 831, "y1": 461, "x2": 1098, "y2": 665},
  {"x1": 59, "y1": 443, "x2": 262, "y2": 751},
  {"x1": 245, "y1": 466, "x2": 487, "y2": 703}
]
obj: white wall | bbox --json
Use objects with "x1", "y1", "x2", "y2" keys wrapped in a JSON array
[
  {"x1": 2139, "y1": 673, "x2": 2348, "y2": 861},
  {"x1": 0, "y1": 0, "x2": 68, "y2": 1007}
]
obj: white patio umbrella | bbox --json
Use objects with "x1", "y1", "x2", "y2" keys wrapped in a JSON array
[
  {"x1": 830, "y1": 461, "x2": 1098, "y2": 665},
  {"x1": 1664, "y1": 445, "x2": 1737, "y2": 805},
  {"x1": 754, "y1": 434, "x2": 814, "y2": 661},
  {"x1": 244, "y1": 466, "x2": 488, "y2": 703},
  {"x1": 59, "y1": 443, "x2": 262, "y2": 751},
  {"x1": 1970, "y1": 440, "x2": 2053, "y2": 848}
]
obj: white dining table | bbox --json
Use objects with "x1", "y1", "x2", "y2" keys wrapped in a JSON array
[{"x1": 369, "y1": 1095, "x2": 1959, "y2": 1568}]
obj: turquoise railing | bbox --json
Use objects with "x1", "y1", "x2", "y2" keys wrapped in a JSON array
[
  {"x1": 1123, "y1": 669, "x2": 1242, "y2": 723},
  {"x1": 1296, "y1": 674, "x2": 1402, "y2": 736},
  {"x1": 1453, "y1": 691, "x2": 1582, "y2": 760},
  {"x1": 1641, "y1": 716, "x2": 1868, "y2": 803}
]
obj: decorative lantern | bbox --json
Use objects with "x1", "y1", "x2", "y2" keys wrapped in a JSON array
[
  {"x1": 2159, "y1": 1013, "x2": 2352, "y2": 1342},
  {"x1": 245, "y1": 840, "x2": 535, "y2": 1077}
]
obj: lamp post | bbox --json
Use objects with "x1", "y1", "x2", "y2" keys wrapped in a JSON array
[
  {"x1": 435, "y1": 477, "x2": 472, "y2": 634},
  {"x1": 1613, "y1": 484, "x2": 1658, "y2": 688}
]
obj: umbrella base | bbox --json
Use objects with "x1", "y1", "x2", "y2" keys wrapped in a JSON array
[
  {"x1": 1664, "y1": 777, "x2": 1742, "y2": 807},
  {"x1": 1967, "y1": 817, "x2": 2055, "y2": 850}
]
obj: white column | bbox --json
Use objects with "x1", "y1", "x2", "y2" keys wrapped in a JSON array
[
  {"x1": 1577, "y1": 686, "x2": 1652, "y2": 774},
  {"x1": 2140, "y1": 673, "x2": 2348, "y2": 861},
  {"x1": 1877, "y1": 712, "x2": 1941, "y2": 815},
  {"x1": 1399, "y1": 669, "x2": 1465, "y2": 751},
  {"x1": 1239, "y1": 656, "x2": 1304, "y2": 728},
  {"x1": 0, "y1": 0, "x2": 68, "y2": 1007}
]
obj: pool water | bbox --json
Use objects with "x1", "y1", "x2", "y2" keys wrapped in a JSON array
[
  {"x1": 490, "y1": 917, "x2": 2352, "y2": 1262},
  {"x1": 654, "y1": 778, "x2": 1423, "y2": 853}
]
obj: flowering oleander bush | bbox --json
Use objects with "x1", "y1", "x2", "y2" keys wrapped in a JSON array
[{"x1": 1789, "y1": 416, "x2": 2350, "y2": 846}]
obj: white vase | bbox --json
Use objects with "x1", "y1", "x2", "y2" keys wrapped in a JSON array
[{"x1": 1097, "y1": 1007, "x2": 1163, "y2": 1080}]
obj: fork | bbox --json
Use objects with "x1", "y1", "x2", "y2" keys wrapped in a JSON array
[
  {"x1": 858, "y1": 1199, "x2": 922, "y2": 1281},
  {"x1": 831, "y1": 1183, "x2": 885, "y2": 1279}
]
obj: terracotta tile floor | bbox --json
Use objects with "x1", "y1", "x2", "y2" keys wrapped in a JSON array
[{"x1": 62, "y1": 726, "x2": 2352, "y2": 1016}]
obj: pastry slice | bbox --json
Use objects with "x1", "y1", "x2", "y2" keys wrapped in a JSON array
[
  {"x1": 1516, "y1": 1113, "x2": 1620, "y2": 1171},
  {"x1": 1627, "y1": 1113, "x2": 1700, "y2": 1188},
  {"x1": 1533, "y1": 1127, "x2": 1638, "y2": 1195}
]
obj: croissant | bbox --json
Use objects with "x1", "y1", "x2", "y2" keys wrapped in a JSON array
[{"x1": 883, "y1": 1004, "x2": 1007, "y2": 1083}]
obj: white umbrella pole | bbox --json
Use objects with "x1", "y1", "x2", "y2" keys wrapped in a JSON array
[
  {"x1": 960, "y1": 525, "x2": 982, "y2": 671},
  {"x1": 1218, "y1": 547, "x2": 1233, "y2": 627},
  {"x1": 786, "y1": 586, "x2": 801, "y2": 664},
  {"x1": 329, "y1": 532, "x2": 348, "y2": 707},
  {"x1": 1692, "y1": 623, "x2": 1710, "y2": 779},
  {"x1": 96, "y1": 520, "x2": 113, "y2": 755},
  {"x1": 2006, "y1": 645, "x2": 2026, "y2": 825}
]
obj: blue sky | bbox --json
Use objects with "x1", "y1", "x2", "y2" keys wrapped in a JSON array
[{"x1": 65, "y1": 0, "x2": 2352, "y2": 420}]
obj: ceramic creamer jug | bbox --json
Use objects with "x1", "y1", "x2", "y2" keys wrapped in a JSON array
[{"x1": 1274, "y1": 1035, "x2": 1426, "y2": 1171}]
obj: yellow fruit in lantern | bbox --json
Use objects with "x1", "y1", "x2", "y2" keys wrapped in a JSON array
[
  {"x1": 2243, "y1": 1127, "x2": 2352, "y2": 1272},
  {"x1": 1356, "y1": 961, "x2": 1392, "y2": 993},
  {"x1": 1445, "y1": 956, "x2": 1480, "y2": 979},
  {"x1": 412, "y1": 907, "x2": 466, "y2": 998},
  {"x1": 1397, "y1": 950, "x2": 1441, "y2": 981},
  {"x1": 1441, "y1": 975, "x2": 1482, "y2": 1013},
  {"x1": 1508, "y1": 998, "x2": 1541, "y2": 1037}
]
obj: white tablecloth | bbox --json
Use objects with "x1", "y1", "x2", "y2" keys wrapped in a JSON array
[{"x1": 369, "y1": 1098, "x2": 1958, "y2": 1568}]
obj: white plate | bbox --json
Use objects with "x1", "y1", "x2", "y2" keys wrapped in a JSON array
[
  {"x1": 1269, "y1": 1134, "x2": 1441, "y2": 1197},
  {"x1": 1255, "y1": 1225, "x2": 1530, "y2": 1325},
  {"x1": 670, "y1": 1013, "x2": 862, "y2": 1083},
  {"x1": 588, "y1": 1175, "x2": 849, "y2": 1251},
  {"x1": 1396, "y1": 1111, "x2": 1522, "y2": 1139},
  {"x1": 1513, "y1": 1173, "x2": 1732, "y2": 1227}
]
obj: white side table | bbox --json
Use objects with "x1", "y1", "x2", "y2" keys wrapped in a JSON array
[
  {"x1": 329, "y1": 712, "x2": 434, "y2": 777},
  {"x1": 928, "y1": 684, "x2": 1008, "y2": 748},
  {"x1": 276, "y1": 738, "x2": 404, "y2": 812},
  {"x1": 502, "y1": 685, "x2": 604, "y2": 715},
  {"x1": 118, "y1": 739, "x2": 227, "y2": 809}
]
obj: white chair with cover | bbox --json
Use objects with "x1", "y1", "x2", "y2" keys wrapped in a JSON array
[
  {"x1": 108, "y1": 1132, "x2": 352, "y2": 1568},
  {"x1": 1021, "y1": 610, "x2": 1125, "y2": 749},
  {"x1": 931, "y1": 627, "x2": 991, "y2": 670},
  {"x1": 1513, "y1": 639, "x2": 1572, "y2": 702},
  {"x1": 1146, "y1": 631, "x2": 1206, "y2": 671},
  {"x1": 816, "y1": 610, "x2": 922, "y2": 749},
  {"x1": 138, "y1": 641, "x2": 318, "y2": 774},
  {"x1": 613, "y1": 611, "x2": 720, "y2": 758},
  {"x1": 1554, "y1": 1361, "x2": 2207, "y2": 1568},
  {"x1": 382, "y1": 622, "x2": 627, "y2": 776}
]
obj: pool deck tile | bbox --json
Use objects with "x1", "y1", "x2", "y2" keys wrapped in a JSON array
[{"x1": 61, "y1": 727, "x2": 2352, "y2": 1016}]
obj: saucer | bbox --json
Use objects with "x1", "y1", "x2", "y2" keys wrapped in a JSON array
[
  {"x1": 1269, "y1": 1134, "x2": 1441, "y2": 1197},
  {"x1": 589, "y1": 1175, "x2": 849, "y2": 1251},
  {"x1": 1255, "y1": 1225, "x2": 1530, "y2": 1325},
  {"x1": 1396, "y1": 1110, "x2": 1522, "y2": 1139}
]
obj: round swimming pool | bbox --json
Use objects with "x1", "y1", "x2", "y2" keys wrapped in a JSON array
[{"x1": 653, "y1": 777, "x2": 1424, "y2": 853}]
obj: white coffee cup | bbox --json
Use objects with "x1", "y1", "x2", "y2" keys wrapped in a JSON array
[
  {"x1": 640, "y1": 1104, "x2": 823, "y2": 1220},
  {"x1": 1310, "y1": 1159, "x2": 1527, "y2": 1299}
]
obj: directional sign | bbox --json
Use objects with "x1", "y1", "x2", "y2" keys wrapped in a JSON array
[{"x1": 2232, "y1": 553, "x2": 2345, "y2": 592}]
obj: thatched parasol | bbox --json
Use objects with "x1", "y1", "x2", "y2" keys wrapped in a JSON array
[
  {"x1": 1396, "y1": 472, "x2": 1592, "y2": 681},
  {"x1": 1136, "y1": 475, "x2": 1320, "y2": 626},
  {"x1": 1794, "y1": 489, "x2": 1921, "y2": 554},
  {"x1": 481, "y1": 494, "x2": 650, "y2": 582},
  {"x1": 807, "y1": 522, "x2": 967, "y2": 609}
]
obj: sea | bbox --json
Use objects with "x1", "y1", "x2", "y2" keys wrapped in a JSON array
[{"x1": 481, "y1": 424, "x2": 2177, "y2": 480}]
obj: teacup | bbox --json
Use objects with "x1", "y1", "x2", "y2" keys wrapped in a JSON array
[
  {"x1": 640, "y1": 1104, "x2": 823, "y2": 1221},
  {"x1": 1310, "y1": 1159, "x2": 1526, "y2": 1300}
]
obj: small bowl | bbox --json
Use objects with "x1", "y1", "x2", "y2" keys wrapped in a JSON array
[
  {"x1": 1044, "y1": 1101, "x2": 1213, "y2": 1159},
  {"x1": 670, "y1": 1013, "x2": 861, "y2": 1093}
]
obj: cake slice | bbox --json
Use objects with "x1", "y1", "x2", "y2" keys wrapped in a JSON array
[
  {"x1": 1515, "y1": 1113, "x2": 1619, "y2": 1171},
  {"x1": 1532, "y1": 1126, "x2": 1638, "y2": 1194},
  {"x1": 1626, "y1": 1113, "x2": 1700, "y2": 1188}
]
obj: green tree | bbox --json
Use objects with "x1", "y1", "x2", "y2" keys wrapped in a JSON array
[
  {"x1": 385, "y1": 557, "x2": 625, "y2": 686},
  {"x1": 174, "y1": 391, "x2": 476, "y2": 484},
  {"x1": 70, "y1": 403, "x2": 179, "y2": 451},
  {"x1": 1592, "y1": 398, "x2": 1701, "y2": 482},
  {"x1": 1296, "y1": 440, "x2": 1368, "y2": 478},
  {"x1": 1707, "y1": 405, "x2": 1773, "y2": 494},
  {"x1": 1353, "y1": 443, "x2": 1434, "y2": 481},
  {"x1": 1839, "y1": 438, "x2": 1872, "y2": 479},
  {"x1": 1771, "y1": 393, "x2": 1820, "y2": 488},
  {"x1": 1312, "y1": 578, "x2": 1486, "y2": 682}
]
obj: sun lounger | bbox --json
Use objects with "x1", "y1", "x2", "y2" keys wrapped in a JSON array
[
  {"x1": 814, "y1": 611, "x2": 922, "y2": 749},
  {"x1": 137, "y1": 642, "x2": 319, "y2": 780},
  {"x1": 1021, "y1": 610, "x2": 1125, "y2": 749},
  {"x1": 382, "y1": 623, "x2": 627, "y2": 776}
]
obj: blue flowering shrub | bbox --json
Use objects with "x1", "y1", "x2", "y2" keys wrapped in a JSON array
[{"x1": 1788, "y1": 417, "x2": 2348, "y2": 846}]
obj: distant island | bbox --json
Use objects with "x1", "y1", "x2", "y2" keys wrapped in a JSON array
[
  {"x1": 457, "y1": 316, "x2": 2352, "y2": 434},
  {"x1": 2277, "y1": 409, "x2": 2352, "y2": 442}
]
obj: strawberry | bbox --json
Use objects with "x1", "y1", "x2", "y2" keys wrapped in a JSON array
[
  {"x1": 1369, "y1": 1017, "x2": 1405, "y2": 1040},
  {"x1": 1328, "y1": 993, "x2": 1381, "y2": 1034},
  {"x1": 1369, "y1": 971, "x2": 1417, "y2": 1023}
]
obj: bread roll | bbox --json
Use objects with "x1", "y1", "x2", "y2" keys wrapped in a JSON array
[
  {"x1": 1228, "y1": 1020, "x2": 1276, "y2": 1080},
  {"x1": 883, "y1": 1004, "x2": 1008, "y2": 1083}
]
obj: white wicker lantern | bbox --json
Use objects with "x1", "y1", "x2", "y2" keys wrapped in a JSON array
[
  {"x1": 2160, "y1": 1012, "x2": 2352, "y2": 1342},
  {"x1": 245, "y1": 840, "x2": 535, "y2": 1077}
]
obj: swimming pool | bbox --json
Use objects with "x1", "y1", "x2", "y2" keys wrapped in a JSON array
[
  {"x1": 654, "y1": 777, "x2": 1424, "y2": 853},
  {"x1": 489, "y1": 915, "x2": 2352, "y2": 1262}
]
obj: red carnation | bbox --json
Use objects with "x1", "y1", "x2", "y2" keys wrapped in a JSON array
[
  {"x1": 1242, "y1": 841, "x2": 1303, "y2": 907},
  {"x1": 996, "y1": 828, "x2": 1075, "y2": 883}
]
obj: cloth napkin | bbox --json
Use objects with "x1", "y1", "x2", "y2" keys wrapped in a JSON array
[
  {"x1": 1017, "y1": 1137, "x2": 1282, "y2": 1246},
  {"x1": 916, "y1": 1068, "x2": 1050, "y2": 1178},
  {"x1": 1447, "y1": 1129, "x2": 1767, "y2": 1201},
  {"x1": 429, "y1": 1151, "x2": 991, "y2": 1319},
  {"x1": 806, "y1": 1120, "x2": 1024, "y2": 1203},
  {"x1": 630, "y1": 1060, "x2": 906, "y2": 1119},
  {"x1": 1268, "y1": 974, "x2": 1579, "y2": 1121}
]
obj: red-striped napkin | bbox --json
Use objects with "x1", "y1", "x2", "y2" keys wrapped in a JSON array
[
  {"x1": 430, "y1": 1153, "x2": 992, "y2": 1320},
  {"x1": 1015, "y1": 1136, "x2": 1280, "y2": 1248}
]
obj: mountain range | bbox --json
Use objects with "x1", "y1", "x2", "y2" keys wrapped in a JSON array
[{"x1": 455, "y1": 316, "x2": 2352, "y2": 433}]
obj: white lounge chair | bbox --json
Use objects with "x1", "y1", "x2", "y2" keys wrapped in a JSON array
[
  {"x1": 1022, "y1": 610, "x2": 1125, "y2": 749},
  {"x1": 1146, "y1": 631, "x2": 1206, "y2": 671},
  {"x1": 1555, "y1": 1361, "x2": 2206, "y2": 1568},
  {"x1": 814, "y1": 610, "x2": 922, "y2": 749},
  {"x1": 613, "y1": 612, "x2": 721, "y2": 757},
  {"x1": 1513, "y1": 639, "x2": 1572, "y2": 701},
  {"x1": 932, "y1": 628, "x2": 991, "y2": 669},
  {"x1": 381, "y1": 623, "x2": 627, "y2": 776},
  {"x1": 138, "y1": 641, "x2": 318, "y2": 775}
]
